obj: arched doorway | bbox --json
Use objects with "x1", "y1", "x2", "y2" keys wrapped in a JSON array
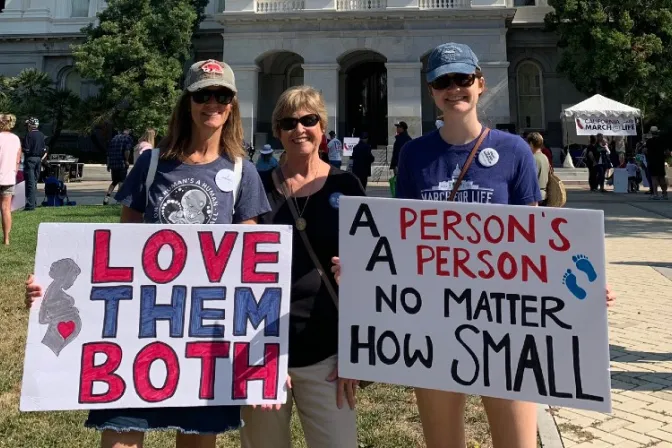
[
  {"x1": 256, "y1": 51, "x2": 305, "y2": 148},
  {"x1": 338, "y1": 50, "x2": 387, "y2": 148}
]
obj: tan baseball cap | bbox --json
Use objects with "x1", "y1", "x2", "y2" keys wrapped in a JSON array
[{"x1": 184, "y1": 59, "x2": 237, "y2": 94}]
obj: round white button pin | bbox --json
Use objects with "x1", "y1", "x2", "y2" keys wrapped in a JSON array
[
  {"x1": 478, "y1": 148, "x2": 499, "y2": 167},
  {"x1": 215, "y1": 169, "x2": 235, "y2": 192}
]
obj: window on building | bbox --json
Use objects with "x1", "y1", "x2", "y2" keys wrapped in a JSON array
[
  {"x1": 514, "y1": 0, "x2": 536, "y2": 5},
  {"x1": 217, "y1": 0, "x2": 226, "y2": 12},
  {"x1": 71, "y1": 0, "x2": 90, "y2": 17},
  {"x1": 517, "y1": 61, "x2": 544, "y2": 130}
]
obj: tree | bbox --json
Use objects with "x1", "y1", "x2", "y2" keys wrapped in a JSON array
[
  {"x1": 73, "y1": 0, "x2": 210, "y2": 135},
  {"x1": 0, "y1": 69, "x2": 82, "y2": 149},
  {"x1": 545, "y1": 0, "x2": 672, "y2": 120}
]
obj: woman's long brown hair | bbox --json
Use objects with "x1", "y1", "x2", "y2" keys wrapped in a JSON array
[{"x1": 158, "y1": 92, "x2": 246, "y2": 161}]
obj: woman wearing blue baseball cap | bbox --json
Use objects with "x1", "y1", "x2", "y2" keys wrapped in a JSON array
[{"x1": 333, "y1": 42, "x2": 616, "y2": 448}]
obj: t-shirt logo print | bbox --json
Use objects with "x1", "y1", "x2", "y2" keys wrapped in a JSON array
[
  {"x1": 421, "y1": 164, "x2": 495, "y2": 203},
  {"x1": 157, "y1": 180, "x2": 217, "y2": 224}
]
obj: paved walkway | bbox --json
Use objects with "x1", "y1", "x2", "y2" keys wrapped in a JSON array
[{"x1": 551, "y1": 195, "x2": 672, "y2": 448}]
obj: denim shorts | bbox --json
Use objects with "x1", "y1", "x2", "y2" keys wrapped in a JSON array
[{"x1": 85, "y1": 405, "x2": 242, "y2": 435}]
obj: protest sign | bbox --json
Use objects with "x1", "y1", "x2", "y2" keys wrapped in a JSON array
[
  {"x1": 338, "y1": 197, "x2": 611, "y2": 412},
  {"x1": 575, "y1": 116, "x2": 636, "y2": 136},
  {"x1": 343, "y1": 137, "x2": 359, "y2": 157},
  {"x1": 21, "y1": 223, "x2": 292, "y2": 411}
]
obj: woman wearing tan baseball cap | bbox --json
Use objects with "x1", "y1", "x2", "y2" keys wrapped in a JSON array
[{"x1": 24, "y1": 60, "x2": 272, "y2": 448}]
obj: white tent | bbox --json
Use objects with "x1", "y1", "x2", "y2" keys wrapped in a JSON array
[{"x1": 561, "y1": 94, "x2": 641, "y2": 119}]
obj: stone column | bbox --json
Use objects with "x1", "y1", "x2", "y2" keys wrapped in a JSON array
[
  {"x1": 302, "y1": 63, "x2": 339, "y2": 135},
  {"x1": 478, "y1": 62, "x2": 511, "y2": 128},
  {"x1": 385, "y1": 62, "x2": 423, "y2": 146},
  {"x1": 231, "y1": 65, "x2": 259, "y2": 146}
]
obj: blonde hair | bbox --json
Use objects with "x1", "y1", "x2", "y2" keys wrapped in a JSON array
[
  {"x1": 158, "y1": 92, "x2": 245, "y2": 161},
  {"x1": 272, "y1": 86, "x2": 328, "y2": 138},
  {"x1": 139, "y1": 128, "x2": 156, "y2": 147},
  {"x1": 527, "y1": 132, "x2": 544, "y2": 149},
  {"x1": 0, "y1": 114, "x2": 17, "y2": 132}
]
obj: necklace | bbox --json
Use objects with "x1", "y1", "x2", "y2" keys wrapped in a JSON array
[{"x1": 279, "y1": 164, "x2": 318, "y2": 231}]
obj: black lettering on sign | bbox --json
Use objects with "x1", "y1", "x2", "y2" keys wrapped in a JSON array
[
  {"x1": 375, "y1": 285, "x2": 422, "y2": 314},
  {"x1": 541, "y1": 296, "x2": 572, "y2": 330},
  {"x1": 483, "y1": 332, "x2": 512, "y2": 391},
  {"x1": 513, "y1": 335, "x2": 548, "y2": 396},
  {"x1": 573, "y1": 336, "x2": 604, "y2": 402},
  {"x1": 365, "y1": 237, "x2": 397, "y2": 275},
  {"x1": 350, "y1": 326, "x2": 433, "y2": 368},
  {"x1": 451, "y1": 324, "x2": 480, "y2": 386},
  {"x1": 546, "y1": 336, "x2": 572, "y2": 399},
  {"x1": 444, "y1": 288, "x2": 472, "y2": 320},
  {"x1": 349, "y1": 203, "x2": 380, "y2": 237}
]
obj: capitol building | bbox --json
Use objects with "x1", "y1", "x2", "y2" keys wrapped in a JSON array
[{"x1": 0, "y1": 0, "x2": 586, "y2": 147}]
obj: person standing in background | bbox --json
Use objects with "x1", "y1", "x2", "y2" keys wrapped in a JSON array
[
  {"x1": 103, "y1": 128, "x2": 132, "y2": 205},
  {"x1": 256, "y1": 144, "x2": 279, "y2": 173},
  {"x1": 527, "y1": 132, "x2": 550, "y2": 205},
  {"x1": 327, "y1": 130, "x2": 343, "y2": 169},
  {"x1": 133, "y1": 128, "x2": 155, "y2": 163},
  {"x1": 0, "y1": 114, "x2": 22, "y2": 244},
  {"x1": 22, "y1": 117, "x2": 47, "y2": 211},
  {"x1": 389, "y1": 121, "x2": 411, "y2": 175},
  {"x1": 586, "y1": 135, "x2": 599, "y2": 191},
  {"x1": 350, "y1": 132, "x2": 374, "y2": 189},
  {"x1": 645, "y1": 126, "x2": 669, "y2": 200}
]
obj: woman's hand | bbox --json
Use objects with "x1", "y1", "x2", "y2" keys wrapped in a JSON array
[
  {"x1": 606, "y1": 285, "x2": 616, "y2": 308},
  {"x1": 326, "y1": 365, "x2": 358, "y2": 410},
  {"x1": 253, "y1": 376, "x2": 292, "y2": 411},
  {"x1": 25, "y1": 274, "x2": 43, "y2": 309},
  {"x1": 331, "y1": 257, "x2": 341, "y2": 285}
]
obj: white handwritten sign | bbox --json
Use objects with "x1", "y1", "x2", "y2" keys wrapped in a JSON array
[
  {"x1": 338, "y1": 197, "x2": 611, "y2": 412},
  {"x1": 21, "y1": 223, "x2": 292, "y2": 411}
]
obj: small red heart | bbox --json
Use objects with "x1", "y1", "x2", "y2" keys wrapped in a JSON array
[{"x1": 57, "y1": 321, "x2": 75, "y2": 339}]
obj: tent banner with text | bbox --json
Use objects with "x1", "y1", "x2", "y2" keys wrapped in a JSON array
[
  {"x1": 338, "y1": 197, "x2": 611, "y2": 412},
  {"x1": 21, "y1": 223, "x2": 292, "y2": 411},
  {"x1": 575, "y1": 116, "x2": 637, "y2": 136}
]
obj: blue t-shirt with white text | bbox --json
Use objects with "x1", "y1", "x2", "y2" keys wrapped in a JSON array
[
  {"x1": 116, "y1": 150, "x2": 271, "y2": 224},
  {"x1": 396, "y1": 128, "x2": 541, "y2": 205}
]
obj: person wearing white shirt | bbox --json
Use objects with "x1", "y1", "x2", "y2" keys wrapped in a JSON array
[{"x1": 327, "y1": 131, "x2": 343, "y2": 169}]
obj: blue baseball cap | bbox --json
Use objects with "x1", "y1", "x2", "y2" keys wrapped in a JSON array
[{"x1": 425, "y1": 43, "x2": 481, "y2": 83}]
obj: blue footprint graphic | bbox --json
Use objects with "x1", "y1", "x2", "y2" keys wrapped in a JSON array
[
  {"x1": 563, "y1": 269, "x2": 587, "y2": 300},
  {"x1": 572, "y1": 254, "x2": 597, "y2": 282}
]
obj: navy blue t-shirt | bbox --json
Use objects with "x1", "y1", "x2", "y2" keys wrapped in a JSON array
[
  {"x1": 396, "y1": 128, "x2": 542, "y2": 205},
  {"x1": 115, "y1": 150, "x2": 271, "y2": 224}
]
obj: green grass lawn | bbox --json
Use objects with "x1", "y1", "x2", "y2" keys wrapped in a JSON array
[{"x1": 0, "y1": 206, "x2": 493, "y2": 448}]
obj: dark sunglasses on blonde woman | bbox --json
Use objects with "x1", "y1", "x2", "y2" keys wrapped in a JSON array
[
  {"x1": 277, "y1": 114, "x2": 320, "y2": 131},
  {"x1": 430, "y1": 73, "x2": 480, "y2": 90},
  {"x1": 191, "y1": 88, "x2": 235, "y2": 105}
]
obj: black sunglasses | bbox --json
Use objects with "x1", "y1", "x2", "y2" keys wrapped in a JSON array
[
  {"x1": 277, "y1": 114, "x2": 320, "y2": 131},
  {"x1": 430, "y1": 73, "x2": 480, "y2": 90},
  {"x1": 191, "y1": 89, "x2": 235, "y2": 105}
]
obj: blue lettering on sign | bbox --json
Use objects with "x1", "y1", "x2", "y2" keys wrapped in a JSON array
[{"x1": 233, "y1": 287, "x2": 281, "y2": 337}]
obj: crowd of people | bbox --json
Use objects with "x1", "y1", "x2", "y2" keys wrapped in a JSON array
[{"x1": 16, "y1": 42, "x2": 622, "y2": 448}]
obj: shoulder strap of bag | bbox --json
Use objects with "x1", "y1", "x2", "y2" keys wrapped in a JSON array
[
  {"x1": 272, "y1": 168, "x2": 339, "y2": 310},
  {"x1": 231, "y1": 156, "x2": 243, "y2": 214},
  {"x1": 145, "y1": 148, "x2": 160, "y2": 206},
  {"x1": 448, "y1": 128, "x2": 491, "y2": 201}
]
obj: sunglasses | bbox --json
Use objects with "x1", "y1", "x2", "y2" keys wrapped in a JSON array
[
  {"x1": 430, "y1": 73, "x2": 480, "y2": 90},
  {"x1": 277, "y1": 114, "x2": 320, "y2": 131},
  {"x1": 191, "y1": 89, "x2": 235, "y2": 105}
]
